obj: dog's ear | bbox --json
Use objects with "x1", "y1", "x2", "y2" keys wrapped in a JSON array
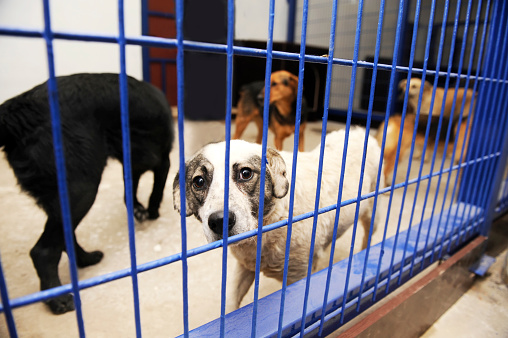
[
  {"x1": 173, "y1": 171, "x2": 192, "y2": 217},
  {"x1": 288, "y1": 73, "x2": 299, "y2": 91},
  {"x1": 288, "y1": 73, "x2": 299, "y2": 84},
  {"x1": 424, "y1": 80, "x2": 433, "y2": 92},
  {"x1": 398, "y1": 79, "x2": 407, "y2": 90},
  {"x1": 266, "y1": 147, "x2": 289, "y2": 198}
]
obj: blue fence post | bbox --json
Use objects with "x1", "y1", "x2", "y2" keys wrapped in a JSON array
[
  {"x1": 0, "y1": 254, "x2": 17, "y2": 337},
  {"x1": 219, "y1": 0, "x2": 235, "y2": 335},
  {"x1": 175, "y1": 0, "x2": 190, "y2": 335},
  {"x1": 458, "y1": 0, "x2": 507, "y2": 220},
  {"x1": 117, "y1": 0, "x2": 143, "y2": 336},
  {"x1": 390, "y1": 0, "x2": 411, "y2": 117},
  {"x1": 42, "y1": 0, "x2": 86, "y2": 336},
  {"x1": 252, "y1": 0, "x2": 275, "y2": 334}
]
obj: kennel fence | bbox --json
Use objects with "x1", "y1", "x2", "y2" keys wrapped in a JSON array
[{"x1": 0, "y1": 0, "x2": 508, "y2": 337}]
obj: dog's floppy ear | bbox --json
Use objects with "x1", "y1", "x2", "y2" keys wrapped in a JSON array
[
  {"x1": 266, "y1": 147, "x2": 289, "y2": 198},
  {"x1": 288, "y1": 73, "x2": 299, "y2": 92},
  {"x1": 288, "y1": 72, "x2": 299, "y2": 85},
  {"x1": 173, "y1": 171, "x2": 192, "y2": 217},
  {"x1": 424, "y1": 80, "x2": 433, "y2": 92}
]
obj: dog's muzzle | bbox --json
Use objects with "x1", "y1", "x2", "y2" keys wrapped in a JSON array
[{"x1": 208, "y1": 211, "x2": 236, "y2": 238}]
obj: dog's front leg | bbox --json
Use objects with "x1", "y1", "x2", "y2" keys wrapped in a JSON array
[
  {"x1": 30, "y1": 218, "x2": 74, "y2": 314},
  {"x1": 147, "y1": 157, "x2": 170, "y2": 220},
  {"x1": 228, "y1": 262, "x2": 255, "y2": 311}
]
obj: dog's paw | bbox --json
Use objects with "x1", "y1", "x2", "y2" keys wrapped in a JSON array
[
  {"x1": 47, "y1": 294, "x2": 75, "y2": 315},
  {"x1": 147, "y1": 209, "x2": 160, "y2": 220},
  {"x1": 76, "y1": 250, "x2": 104, "y2": 268},
  {"x1": 134, "y1": 205, "x2": 149, "y2": 222}
]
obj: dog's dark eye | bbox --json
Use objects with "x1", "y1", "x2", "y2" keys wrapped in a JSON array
[
  {"x1": 282, "y1": 79, "x2": 289, "y2": 86},
  {"x1": 238, "y1": 168, "x2": 253, "y2": 181},
  {"x1": 192, "y1": 176, "x2": 206, "y2": 190},
  {"x1": 271, "y1": 81, "x2": 277, "y2": 87}
]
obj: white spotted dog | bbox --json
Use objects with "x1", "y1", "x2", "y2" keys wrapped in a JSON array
[{"x1": 173, "y1": 127, "x2": 382, "y2": 309}]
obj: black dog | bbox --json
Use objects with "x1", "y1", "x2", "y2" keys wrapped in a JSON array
[{"x1": 0, "y1": 73, "x2": 174, "y2": 314}]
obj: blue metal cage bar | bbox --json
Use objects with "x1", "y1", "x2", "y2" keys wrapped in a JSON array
[
  {"x1": 42, "y1": 0, "x2": 86, "y2": 336},
  {"x1": 279, "y1": 0, "x2": 308, "y2": 334},
  {"x1": 1, "y1": 0, "x2": 508, "y2": 336},
  {"x1": 219, "y1": 0, "x2": 235, "y2": 335}
]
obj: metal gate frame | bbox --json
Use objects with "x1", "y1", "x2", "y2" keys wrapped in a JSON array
[{"x1": 0, "y1": 0, "x2": 508, "y2": 337}]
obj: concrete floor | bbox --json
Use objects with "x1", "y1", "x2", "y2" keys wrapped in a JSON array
[{"x1": 0, "y1": 119, "x2": 506, "y2": 337}]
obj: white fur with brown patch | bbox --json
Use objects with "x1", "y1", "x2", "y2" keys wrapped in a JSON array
[{"x1": 173, "y1": 127, "x2": 383, "y2": 310}]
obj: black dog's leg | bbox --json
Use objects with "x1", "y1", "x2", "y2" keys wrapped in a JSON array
[
  {"x1": 30, "y1": 217, "x2": 74, "y2": 314},
  {"x1": 72, "y1": 238, "x2": 104, "y2": 268},
  {"x1": 147, "y1": 157, "x2": 170, "y2": 220},
  {"x1": 128, "y1": 170, "x2": 149, "y2": 222},
  {"x1": 31, "y1": 185, "x2": 102, "y2": 314}
]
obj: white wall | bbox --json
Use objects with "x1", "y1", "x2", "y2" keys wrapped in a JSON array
[
  {"x1": 0, "y1": 0, "x2": 142, "y2": 103},
  {"x1": 0, "y1": 0, "x2": 287, "y2": 104},
  {"x1": 235, "y1": 0, "x2": 289, "y2": 42}
]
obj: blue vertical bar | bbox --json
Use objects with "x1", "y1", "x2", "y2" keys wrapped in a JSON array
[
  {"x1": 426, "y1": 0, "x2": 463, "y2": 261},
  {"x1": 482, "y1": 96, "x2": 508, "y2": 217},
  {"x1": 459, "y1": 0, "x2": 500, "y2": 206},
  {"x1": 175, "y1": 0, "x2": 189, "y2": 336},
  {"x1": 278, "y1": 0, "x2": 308, "y2": 333},
  {"x1": 479, "y1": 62, "x2": 508, "y2": 233},
  {"x1": 219, "y1": 0, "x2": 234, "y2": 335},
  {"x1": 458, "y1": 0, "x2": 503, "y2": 230},
  {"x1": 404, "y1": 0, "x2": 438, "y2": 277},
  {"x1": 435, "y1": 0, "x2": 474, "y2": 256},
  {"x1": 472, "y1": 2, "x2": 508, "y2": 211},
  {"x1": 337, "y1": 0, "x2": 366, "y2": 325},
  {"x1": 0, "y1": 254, "x2": 17, "y2": 337},
  {"x1": 280, "y1": 0, "x2": 307, "y2": 333},
  {"x1": 441, "y1": 0, "x2": 484, "y2": 253},
  {"x1": 141, "y1": 0, "x2": 150, "y2": 82},
  {"x1": 42, "y1": 0, "x2": 86, "y2": 336},
  {"x1": 354, "y1": 0, "x2": 387, "y2": 316},
  {"x1": 372, "y1": 0, "x2": 413, "y2": 301},
  {"x1": 251, "y1": 0, "x2": 275, "y2": 334},
  {"x1": 458, "y1": 0, "x2": 500, "y2": 233},
  {"x1": 474, "y1": 17, "x2": 508, "y2": 235},
  {"x1": 315, "y1": 0, "x2": 341, "y2": 334},
  {"x1": 118, "y1": 1, "x2": 142, "y2": 336},
  {"x1": 441, "y1": 0, "x2": 489, "y2": 255},
  {"x1": 390, "y1": 0, "x2": 411, "y2": 117},
  {"x1": 387, "y1": 0, "x2": 423, "y2": 289},
  {"x1": 417, "y1": 0, "x2": 452, "y2": 272}
]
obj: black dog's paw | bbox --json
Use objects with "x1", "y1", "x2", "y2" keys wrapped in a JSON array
[
  {"x1": 76, "y1": 250, "x2": 104, "y2": 268},
  {"x1": 148, "y1": 209, "x2": 160, "y2": 220},
  {"x1": 134, "y1": 205, "x2": 149, "y2": 222},
  {"x1": 47, "y1": 294, "x2": 75, "y2": 314}
]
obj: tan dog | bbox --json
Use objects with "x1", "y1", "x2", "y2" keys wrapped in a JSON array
[
  {"x1": 398, "y1": 78, "x2": 475, "y2": 119},
  {"x1": 377, "y1": 113, "x2": 474, "y2": 182},
  {"x1": 377, "y1": 79, "x2": 477, "y2": 182},
  {"x1": 233, "y1": 70, "x2": 308, "y2": 151}
]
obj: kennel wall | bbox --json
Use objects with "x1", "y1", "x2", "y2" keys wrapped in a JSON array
[{"x1": 1, "y1": 0, "x2": 508, "y2": 337}]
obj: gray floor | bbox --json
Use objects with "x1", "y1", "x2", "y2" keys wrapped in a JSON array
[{"x1": 0, "y1": 119, "x2": 506, "y2": 337}]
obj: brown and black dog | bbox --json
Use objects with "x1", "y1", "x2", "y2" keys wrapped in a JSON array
[
  {"x1": 378, "y1": 79, "x2": 475, "y2": 182},
  {"x1": 233, "y1": 70, "x2": 308, "y2": 151}
]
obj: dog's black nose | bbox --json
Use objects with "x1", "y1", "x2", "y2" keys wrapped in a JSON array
[{"x1": 208, "y1": 211, "x2": 236, "y2": 236}]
